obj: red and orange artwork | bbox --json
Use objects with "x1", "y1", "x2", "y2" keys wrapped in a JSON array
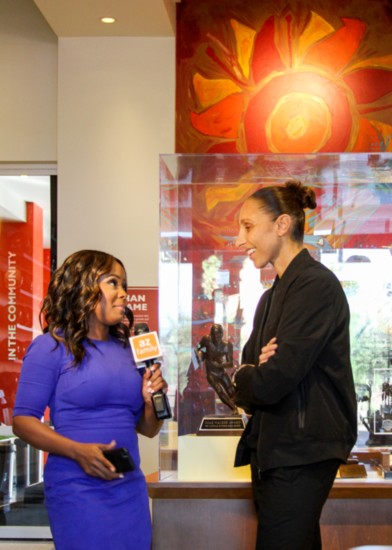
[{"x1": 176, "y1": 0, "x2": 392, "y2": 154}]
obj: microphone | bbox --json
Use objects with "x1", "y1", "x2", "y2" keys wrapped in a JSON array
[{"x1": 130, "y1": 323, "x2": 172, "y2": 421}]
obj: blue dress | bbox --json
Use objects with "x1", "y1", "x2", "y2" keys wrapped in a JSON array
[{"x1": 13, "y1": 333, "x2": 152, "y2": 550}]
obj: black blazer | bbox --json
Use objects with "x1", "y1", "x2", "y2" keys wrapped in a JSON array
[{"x1": 234, "y1": 249, "x2": 357, "y2": 472}]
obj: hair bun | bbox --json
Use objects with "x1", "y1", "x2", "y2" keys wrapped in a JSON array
[{"x1": 285, "y1": 179, "x2": 317, "y2": 210}]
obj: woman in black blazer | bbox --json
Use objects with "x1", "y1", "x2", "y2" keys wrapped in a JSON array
[{"x1": 234, "y1": 180, "x2": 357, "y2": 550}]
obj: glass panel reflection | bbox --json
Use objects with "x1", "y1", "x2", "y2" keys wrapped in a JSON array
[{"x1": 159, "y1": 152, "x2": 392, "y2": 478}]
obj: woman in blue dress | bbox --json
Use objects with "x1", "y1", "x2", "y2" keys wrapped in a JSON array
[{"x1": 12, "y1": 250, "x2": 167, "y2": 550}]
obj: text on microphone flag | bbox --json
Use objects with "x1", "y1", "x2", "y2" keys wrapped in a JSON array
[{"x1": 129, "y1": 331, "x2": 162, "y2": 363}]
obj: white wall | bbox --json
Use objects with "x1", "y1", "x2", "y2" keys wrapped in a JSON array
[
  {"x1": 57, "y1": 37, "x2": 175, "y2": 286},
  {"x1": 57, "y1": 36, "x2": 175, "y2": 473},
  {"x1": 0, "y1": 0, "x2": 57, "y2": 161}
]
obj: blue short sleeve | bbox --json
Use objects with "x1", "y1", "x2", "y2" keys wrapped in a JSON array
[{"x1": 13, "y1": 334, "x2": 65, "y2": 419}]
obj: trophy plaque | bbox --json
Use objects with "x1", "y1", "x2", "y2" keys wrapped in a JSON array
[{"x1": 197, "y1": 414, "x2": 246, "y2": 436}]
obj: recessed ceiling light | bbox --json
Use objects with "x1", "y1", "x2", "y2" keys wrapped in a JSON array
[{"x1": 101, "y1": 17, "x2": 116, "y2": 24}]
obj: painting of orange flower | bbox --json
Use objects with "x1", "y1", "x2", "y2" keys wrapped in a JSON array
[{"x1": 176, "y1": 0, "x2": 392, "y2": 154}]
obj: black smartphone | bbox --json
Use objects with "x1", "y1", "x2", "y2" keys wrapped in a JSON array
[
  {"x1": 152, "y1": 390, "x2": 172, "y2": 420},
  {"x1": 103, "y1": 448, "x2": 135, "y2": 473}
]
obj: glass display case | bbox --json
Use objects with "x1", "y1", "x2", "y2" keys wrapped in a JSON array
[{"x1": 158, "y1": 152, "x2": 392, "y2": 481}]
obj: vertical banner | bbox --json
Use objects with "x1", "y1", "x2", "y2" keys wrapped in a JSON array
[
  {"x1": 126, "y1": 287, "x2": 159, "y2": 333},
  {"x1": 0, "y1": 203, "x2": 44, "y2": 426}
]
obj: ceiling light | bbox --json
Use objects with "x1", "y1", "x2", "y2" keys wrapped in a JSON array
[{"x1": 101, "y1": 17, "x2": 116, "y2": 24}]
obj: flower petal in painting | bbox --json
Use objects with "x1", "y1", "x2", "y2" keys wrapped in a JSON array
[
  {"x1": 296, "y1": 11, "x2": 335, "y2": 64},
  {"x1": 230, "y1": 18, "x2": 256, "y2": 80},
  {"x1": 303, "y1": 18, "x2": 366, "y2": 74},
  {"x1": 252, "y1": 16, "x2": 286, "y2": 83},
  {"x1": 343, "y1": 68, "x2": 392, "y2": 104},
  {"x1": 193, "y1": 73, "x2": 242, "y2": 110},
  {"x1": 190, "y1": 93, "x2": 245, "y2": 138}
]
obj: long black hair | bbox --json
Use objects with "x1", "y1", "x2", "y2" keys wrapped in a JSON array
[{"x1": 40, "y1": 249, "x2": 131, "y2": 365}]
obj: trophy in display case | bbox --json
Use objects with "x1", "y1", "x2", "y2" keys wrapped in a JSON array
[
  {"x1": 194, "y1": 324, "x2": 245, "y2": 435},
  {"x1": 178, "y1": 323, "x2": 245, "y2": 435}
]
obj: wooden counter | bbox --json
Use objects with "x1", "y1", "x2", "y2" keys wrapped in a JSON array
[{"x1": 147, "y1": 472, "x2": 392, "y2": 550}]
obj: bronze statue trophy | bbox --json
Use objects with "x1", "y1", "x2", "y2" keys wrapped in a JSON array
[{"x1": 195, "y1": 324, "x2": 245, "y2": 435}]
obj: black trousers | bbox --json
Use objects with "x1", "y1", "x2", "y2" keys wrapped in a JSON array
[{"x1": 250, "y1": 452, "x2": 340, "y2": 550}]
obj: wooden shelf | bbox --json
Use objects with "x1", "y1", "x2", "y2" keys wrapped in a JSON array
[{"x1": 147, "y1": 470, "x2": 392, "y2": 500}]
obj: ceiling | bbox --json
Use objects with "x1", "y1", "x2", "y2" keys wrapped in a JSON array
[{"x1": 33, "y1": 0, "x2": 178, "y2": 37}]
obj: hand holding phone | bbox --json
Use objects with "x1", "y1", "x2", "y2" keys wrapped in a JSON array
[{"x1": 103, "y1": 448, "x2": 135, "y2": 473}]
